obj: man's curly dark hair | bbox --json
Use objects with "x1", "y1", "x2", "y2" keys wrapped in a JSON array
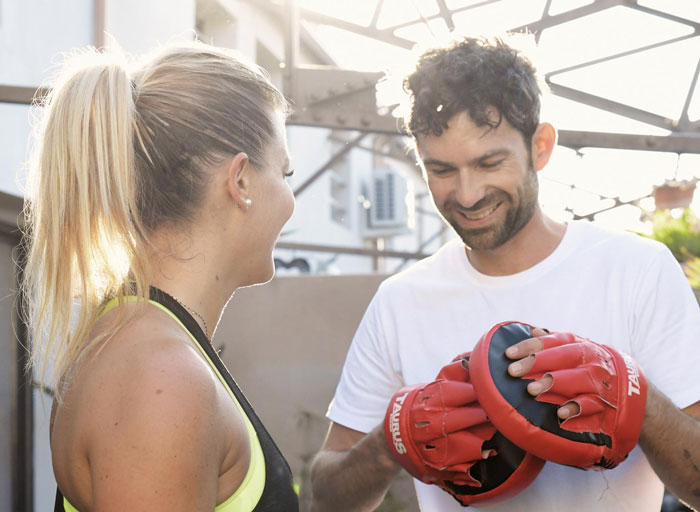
[{"x1": 403, "y1": 36, "x2": 542, "y2": 143}]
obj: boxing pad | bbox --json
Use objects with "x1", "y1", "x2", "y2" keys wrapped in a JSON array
[
  {"x1": 469, "y1": 321, "x2": 647, "y2": 470},
  {"x1": 384, "y1": 354, "x2": 545, "y2": 506}
]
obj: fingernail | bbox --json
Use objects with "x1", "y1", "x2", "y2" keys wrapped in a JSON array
[
  {"x1": 530, "y1": 382, "x2": 542, "y2": 393},
  {"x1": 506, "y1": 347, "x2": 518, "y2": 357},
  {"x1": 510, "y1": 362, "x2": 521, "y2": 373}
]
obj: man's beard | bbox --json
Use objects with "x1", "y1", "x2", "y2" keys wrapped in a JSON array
[{"x1": 441, "y1": 169, "x2": 539, "y2": 251}]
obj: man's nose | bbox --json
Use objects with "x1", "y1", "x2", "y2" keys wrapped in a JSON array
[{"x1": 454, "y1": 168, "x2": 486, "y2": 209}]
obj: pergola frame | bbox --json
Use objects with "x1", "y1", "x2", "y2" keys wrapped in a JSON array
[
  {"x1": 274, "y1": 0, "x2": 700, "y2": 143},
  {"x1": 267, "y1": 0, "x2": 700, "y2": 226}
]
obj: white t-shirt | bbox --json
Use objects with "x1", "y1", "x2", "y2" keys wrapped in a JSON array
[{"x1": 327, "y1": 221, "x2": 700, "y2": 512}]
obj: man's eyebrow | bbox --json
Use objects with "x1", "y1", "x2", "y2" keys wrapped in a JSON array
[
  {"x1": 422, "y1": 148, "x2": 513, "y2": 169},
  {"x1": 471, "y1": 148, "x2": 512, "y2": 165},
  {"x1": 421, "y1": 158, "x2": 455, "y2": 168}
]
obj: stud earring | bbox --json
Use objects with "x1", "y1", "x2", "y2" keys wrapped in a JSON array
[{"x1": 245, "y1": 198, "x2": 252, "y2": 207}]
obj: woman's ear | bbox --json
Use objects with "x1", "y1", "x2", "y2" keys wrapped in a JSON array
[
  {"x1": 531, "y1": 122, "x2": 557, "y2": 172},
  {"x1": 225, "y1": 152, "x2": 252, "y2": 209}
]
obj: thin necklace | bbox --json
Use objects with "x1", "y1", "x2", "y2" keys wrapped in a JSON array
[{"x1": 172, "y1": 296, "x2": 209, "y2": 339}]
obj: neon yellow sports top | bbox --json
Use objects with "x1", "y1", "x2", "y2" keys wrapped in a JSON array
[{"x1": 62, "y1": 296, "x2": 265, "y2": 512}]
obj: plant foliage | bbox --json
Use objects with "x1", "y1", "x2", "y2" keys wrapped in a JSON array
[{"x1": 646, "y1": 209, "x2": 700, "y2": 262}]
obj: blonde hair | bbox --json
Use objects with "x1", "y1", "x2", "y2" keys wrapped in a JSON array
[{"x1": 23, "y1": 42, "x2": 288, "y2": 395}]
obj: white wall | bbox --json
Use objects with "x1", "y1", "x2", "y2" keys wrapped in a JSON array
[
  {"x1": 104, "y1": 0, "x2": 196, "y2": 53},
  {"x1": 0, "y1": 104, "x2": 32, "y2": 197},
  {"x1": 0, "y1": 0, "x2": 93, "y2": 87}
]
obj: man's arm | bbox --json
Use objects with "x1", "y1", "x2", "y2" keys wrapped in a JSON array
[
  {"x1": 638, "y1": 389, "x2": 700, "y2": 511},
  {"x1": 506, "y1": 336, "x2": 700, "y2": 511},
  {"x1": 309, "y1": 421, "x2": 401, "y2": 512}
]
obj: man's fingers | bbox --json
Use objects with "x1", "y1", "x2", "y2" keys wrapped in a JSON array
[
  {"x1": 505, "y1": 329, "x2": 548, "y2": 360},
  {"x1": 506, "y1": 327, "x2": 551, "y2": 377},
  {"x1": 508, "y1": 354, "x2": 536, "y2": 377},
  {"x1": 526, "y1": 375, "x2": 553, "y2": 395},
  {"x1": 557, "y1": 402, "x2": 581, "y2": 420},
  {"x1": 501, "y1": 327, "x2": 582, "y2": 425},
  {"x1": 524, "y1": 379, "x2": 581, "y2": 418}
]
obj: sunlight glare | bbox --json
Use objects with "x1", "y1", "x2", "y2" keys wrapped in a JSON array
[
  {"x1": 549, "y1": 37, "x2": 700, "y2": 120},
  {"x1": 537, "y1": 6, "x2": 694, "y2": 73},
  {"x1": 541, "y1": 95, "x2": 671, "y2": 135},
  {"x1": 547, "y1": 0, "x2": 594, "y2": 17},
  {"x1": 594, "y1": 204, "x2": 647, "y2": 233},
  {"x1": 675, "y1": 155, "x2": 700, "y2": 182},
  {"x1": 688, "y1": 80, "x2": 700, "y2": 122},
  {"x1": 394, "y1": 18, "x2": 450, "y2": 43},
  {"x1": 638, "y1": 0, "x2": 700, "y2": 24},
  {"x1": 298, "y1": 0, "x2": 377, "y2": 26},
  {"x1": 450, "y1": 0, "x2": 547, "y2": 35},
  {"x1": 305, "y1": 23, "x2": 412, "y2": 71},
  {"x1": 376, "y1": 0, "x2": 440, "y2": 30}
]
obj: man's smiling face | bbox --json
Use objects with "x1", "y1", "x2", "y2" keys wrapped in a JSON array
[{"x1": 418, "y1": 110, "x2": 539, "y2": 251}]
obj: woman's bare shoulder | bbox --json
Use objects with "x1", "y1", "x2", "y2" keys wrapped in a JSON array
[
  {"x1": 81, "y1": 305, "x2": 221, "y2": 429},
  {"x1": 59, "y1": 306, "x2": 227, "y2": 509}
]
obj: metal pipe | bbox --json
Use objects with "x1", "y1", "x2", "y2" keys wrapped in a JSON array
[
  {"x1": 0, "y1": 85, "x2": 47, "y2": 105},
  {"x1": 276, "y1": 240, "x2": 430, "y2": 260},
  {"x1": 283, "y1": 0, "x2": 300, "y2": 101},
  {"x1": 293, "y1": 133, "x2": 367, "y2": 197},
  {"x1": 11, "y1": 240, "x2": 32, "y2": 512},
  {"x1": 94, "y1": 0, "x2": 105, "y2": 49}
]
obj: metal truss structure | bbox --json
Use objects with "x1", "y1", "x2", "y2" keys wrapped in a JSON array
[
  {"x1": 270, "y1": 0, "x2": 700, "y2": 151},
  {"x1": 262, "y1": 0, "x2": 700, "y2": 229}
]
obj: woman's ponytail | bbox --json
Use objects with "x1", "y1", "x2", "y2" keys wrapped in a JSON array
[{"x1": 23, "y1": 51, "x2": 150, "y2": 394}]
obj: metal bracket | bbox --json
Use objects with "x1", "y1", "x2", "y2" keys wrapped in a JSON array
[{"x1": 287, "y1": 67, "x2": 402, "y2": 133}]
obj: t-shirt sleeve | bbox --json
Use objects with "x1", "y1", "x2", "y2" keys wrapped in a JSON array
[
  {"x1": 327, "y1": 285, "x2": 404, "y2": 434},
  {"x1": 630, "y1": 245, "x2": 700, "y2": 409}
]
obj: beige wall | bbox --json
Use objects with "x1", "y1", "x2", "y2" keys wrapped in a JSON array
[{"x1": 215, "y1": 274, "x2": 419, "y2": 511}]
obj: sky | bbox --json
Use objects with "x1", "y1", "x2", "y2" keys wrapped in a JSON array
[{"x1": 297, "y1": 0, "x2": 700, "y2": 234}]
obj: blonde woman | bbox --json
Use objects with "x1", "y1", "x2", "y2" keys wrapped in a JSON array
[{"x1": 23, "y1": 42, "x2": 298, "y2": 511}]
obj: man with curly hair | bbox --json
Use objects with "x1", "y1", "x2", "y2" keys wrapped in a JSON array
[{"x1": 309, "y1": 37, "x2": 700, "y2": 511}]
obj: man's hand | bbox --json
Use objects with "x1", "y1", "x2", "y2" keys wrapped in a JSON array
[
  {"x1": 505, "y1": 329, "x2": 580, "y2": 419},
  {"x1": 384, "y1": 353, "x2": 545, "y2": 507},
  {"x1": 469, "y1": 321, "x2": 647, "y2": 470}
]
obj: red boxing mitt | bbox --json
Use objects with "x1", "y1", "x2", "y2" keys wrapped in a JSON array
[
  {"x1": 469, "y1": 321, "x2": 647, "y2": 470},
  {"x1": 384, "y1": 354, "x2": 545, "y2": 506}
]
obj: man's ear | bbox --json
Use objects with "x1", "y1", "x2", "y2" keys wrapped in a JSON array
[
  {"x1": 225, "y1": 152, "x2": 252, "y2": 209},
  {"x1": 531, "y1": 122, "x2": 557, "y2": 172}
]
